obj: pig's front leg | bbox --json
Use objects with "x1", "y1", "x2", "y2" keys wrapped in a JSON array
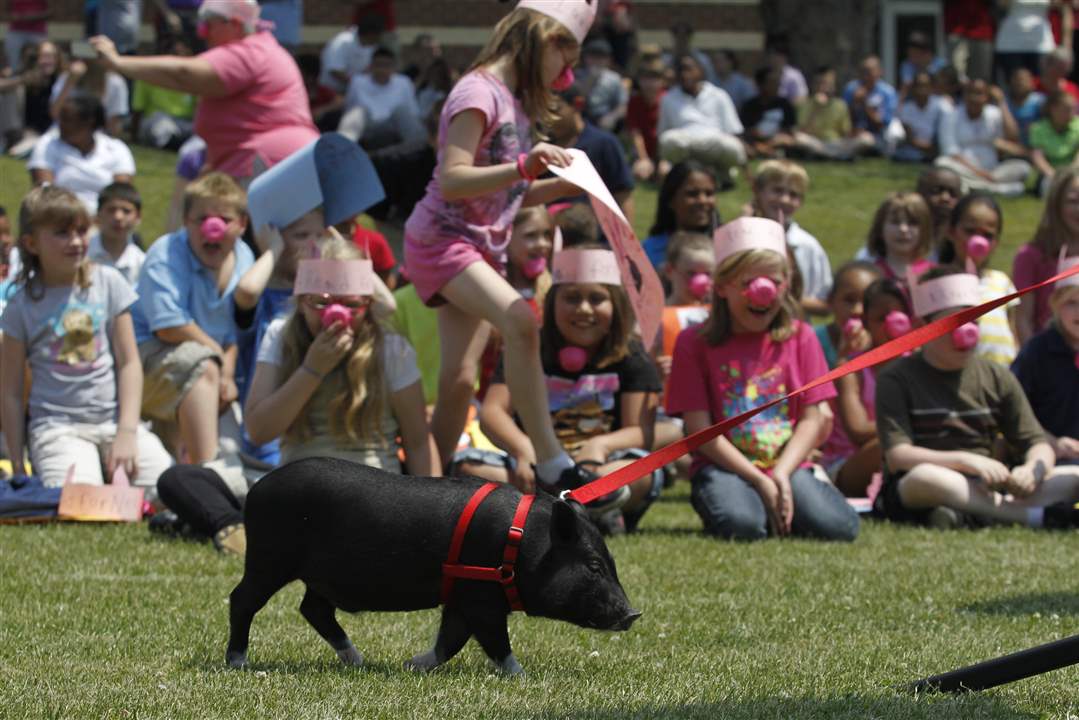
[
  {"x1": 405, "y1": 605, "x2": 471, "y2": 672},
  {"x1": 471, "y1": 614, "x2": 523, "y2": 676}
]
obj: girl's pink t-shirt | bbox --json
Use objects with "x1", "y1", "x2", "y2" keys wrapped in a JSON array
[
  {"x1": 404, "y1": 71, "x2": 532, "y2": 254},
  {"x1": 195, "y1": 31, "x2": 319, "y2": 178},
  {"x1": 666, "y1": 321, "x2": 836, "y2": 475},
  {"x1": 1012, "y1": 242, "x2": 1059, "y2": 333}
]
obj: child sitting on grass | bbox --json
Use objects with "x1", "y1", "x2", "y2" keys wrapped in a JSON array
[
  {"x1": 88, "y1": 182, "x2": 144, "y2": 287},
  {"x1": 131, "y1": 172, "x2": 255, "y2": 464},
  {"x1": 1, "y1": 186, "x2": 172, "y2": 493},
  {"x1": 864, "y1": 191, "x2": 934, "y2": 296},
  {"x1": 875, "y1": 265, "x2": 1079, "y2": 529},
  {"x1": 1012, "y1": 253, "x2": 1079, "y2": 465}
]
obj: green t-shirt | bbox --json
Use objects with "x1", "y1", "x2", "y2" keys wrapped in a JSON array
[
  {"x1": 796, "y1": 97, "x2": 851, "y2": 142},
  {"x1": 131, "y1": 80, "x2": 196, "y2": 120},
  {"x1": 390, "y1": 284, "x2": 440, "y2": 404},
  {"x1": 1029, "y1": 116, "x2": 1079, "y2": 167}
]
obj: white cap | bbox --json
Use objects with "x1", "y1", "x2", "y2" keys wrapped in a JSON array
[
  {"x1": 517, "y1": 0, "x2": 598, "y2": 44},
  {"x1": 714, "y1": 217, "x2": 788, "y2": 267},
  {"x1": 551, "y1": 248, "x2": 622, "y2": 286},
  {"x1": 199, "y1": 0, "x2": 260, "y2": 31},
  {"x1": 911, "y1": 273, "x2": 981, "y2": 317}
]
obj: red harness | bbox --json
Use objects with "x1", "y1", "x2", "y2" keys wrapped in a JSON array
[{"x1": 440, "y1": 482, "x2": 535, "y2": 612}]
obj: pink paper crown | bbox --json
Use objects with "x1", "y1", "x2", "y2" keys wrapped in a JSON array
[
  {"x1": 911, "y1": 273, "x2": 981, "y2": 318},
  {"x1": 713, "y1": 217, "x2": 787, "y2": 267},
  {"x1": 517, "y1": 0, "x2": 597, "y2": 44},
  {"x1": 199, "y1": 0, "x2": 260, "y2": 28},
  {"x1": 551, "y1": 248, "x2": 622, "y2": 286},
  {"x1": 294, "y1": 259, "x2": 374, "y2": 296},
  {"x1": 1058, "y1": 249, "x2": 1079, "y2": 289}
]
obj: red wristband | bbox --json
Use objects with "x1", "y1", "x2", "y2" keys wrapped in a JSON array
[{"x1": 516, "y1": 153, "x2": 536, "y2": 182}]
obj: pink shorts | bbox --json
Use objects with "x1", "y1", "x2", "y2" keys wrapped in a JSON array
[{"x1": 404, "y1": 233, "x2": 502, "y2": 306}]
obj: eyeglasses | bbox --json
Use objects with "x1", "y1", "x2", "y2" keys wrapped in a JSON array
[{"x1": 303, "y1": 295, "x2": 371, "y2": 311}]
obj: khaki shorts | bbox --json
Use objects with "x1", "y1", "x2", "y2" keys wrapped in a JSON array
[{"x1": 139, "y1": 339, "x2": 221, "y2": 422}]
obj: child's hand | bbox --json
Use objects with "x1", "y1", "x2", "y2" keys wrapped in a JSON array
[
  {"x1": 958, "y1": 452, "x2": 1010, "y2": 488},
  {"x1": 304, "y1": 322, "x2": 352, "y2": 376},
  {"x1": 219, "y1": 376, "x2": 238, "y2": 409},
  {"x1": 656, "y1": 355, "x2": 672, "y2": 380},
  {"x1": 510, "y1": 457, "x2": 536, "y2": 495},
  {"x1": 574, "y1": 437, "x2": 609, "y2": 465},
  {"x1": 1006, "y1": 463, "x2": 1040, "y2": 497},
  {"x1": 770, "y1": 471, "x2": 794, "y2": 535},
  {"x1": 1056, "y1": 436, "x2": 1079, "y2": 460},
  {"x1": 632, "y1": 157, "x2": 655, "y2": 181},
  {"x1": 524, "y1": 143, "x2": 573, "y2": 177},
  {"x1": 69, "y1": 60, "x2": 88, "y2": 78},
  {"x1": 754, "y1": 474, "x2": 789, "y2": 537},
  {"x1": 106, "y1": 428, "x2": 137, "y2": 479},
  {"x1": 836, "y1": 326, "x2": 871, "y2": 360}
]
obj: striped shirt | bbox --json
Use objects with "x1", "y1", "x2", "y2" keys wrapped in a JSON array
[{"x1": 975, "y1": 269, "x2": 1019, "y2": 366}]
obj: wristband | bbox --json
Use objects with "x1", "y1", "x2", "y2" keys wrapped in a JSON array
[
  {"x1": 516, "y1": 153, "x2": 536, "y2": 182},
  {"x1": 300, "y1": 363, "x2": 324, "y2": 379}
]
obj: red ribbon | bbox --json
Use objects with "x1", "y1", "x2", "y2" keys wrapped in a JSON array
[{"x1": 568, "y1": 262, "x2": 1079, "y2": 506}]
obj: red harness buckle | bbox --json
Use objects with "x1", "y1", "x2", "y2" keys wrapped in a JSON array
[{"x1": 441, "y1": 483, "x2": 535, "y2": 612}]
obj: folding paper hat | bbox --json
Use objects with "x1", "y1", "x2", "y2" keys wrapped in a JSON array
[
  {"x1": 247, "y1": 133, "x2": 385, "y2": 233},
  {"x1": 911, "y1": 273, "x2": 981, "y2": 318},
  {"x1": 1058, "y1": 249, "x2": 1079, "y2": 289},
  {"x1": 551, "y1": 248, "x2": 622, "y2": 285},
  {"x1": 294, "y1": 259, "x2": 375, "y2": 296},
  {"x1": 198, "y1": 0, "x2": 260, "y2": 28},
  {"x1": 517, "y1": 0, "x2": 597, "y2": 44},
  {"x1": 713, "y1": 217, "x2": 787, "y2": 267}
]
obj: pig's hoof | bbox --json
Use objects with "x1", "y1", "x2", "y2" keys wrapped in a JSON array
[
  {"x1": 493, "y1": 653, "x2": 524, "y2": 677},
  {"x1": 405, "y1": 650, "x2": 441, "y2": 673},
  {"x1": 226, "y1": 651, "x2": 248, "y2": 669},
  {"x1": 335, "y1": 645, "x2": 364, "y2": 667}
]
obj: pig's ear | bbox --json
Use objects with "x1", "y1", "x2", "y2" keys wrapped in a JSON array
[{"x1": 550, "y1": 499, "x2": 581, "y2": 544}]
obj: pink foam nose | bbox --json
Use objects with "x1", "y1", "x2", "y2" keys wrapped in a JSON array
[
  {"x1": 201, "y1": 216, "x2": 228, "y2": 242},
  {"x1": 689, "y1": 273, "x2": 713, "y2": 300},
  {"x1": 966, "y1": 235, "x2": 991, "y2": 261},
  {"x1": 843, "y1": 318, "x2": 864, "y2": 337},
  {"x1": 321, "y1": 303, "x2": 353, "y2": 329},
  {"x1": 559, "y1": 346, "x2": 588, "y2": 373},
  {"x1": 744, "y1": 277, "x2": 778, "y2": 306},
  {"x1": 952, "y1": 322, "x2": 980, "y2": 351},
  {"x1": 523, "y1": 256, "x2": 547, "y2": 279},
  {"x1": 552, "y1": 66, "x2": 575, "y2": 91},
  {"x1": 884, "y1": 311, "x2": 911, "y2": 339}
]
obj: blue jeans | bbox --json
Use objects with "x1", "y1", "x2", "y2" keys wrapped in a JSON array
[{"x1": 690, "y1": 465, "x2": 859, "y2": 542}]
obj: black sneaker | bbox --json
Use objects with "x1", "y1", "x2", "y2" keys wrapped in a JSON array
[
  {"x1": 1043, "y1": 502, "x2": 1079, "y2": 530},
  {"x1": 147, "y1": 510, "x2": 199, "y2": 539},
  {"x1": 537, "y1": 463, "x2": 630, "y2": 514}
]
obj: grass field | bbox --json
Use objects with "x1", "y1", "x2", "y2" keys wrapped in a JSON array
[{"x1": 3, "y1": 152, "x2": 1079, "y2": 719}]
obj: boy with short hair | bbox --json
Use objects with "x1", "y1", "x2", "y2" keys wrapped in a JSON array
[
  {"x1": 750, "y1": 159, "x2": 831, "y2": 317},
  {"x1": 1012, "y1": 254, "x2": 1079, "y2": 463},
  {"x1": 132, "y1": 172, "x2": 255, "y2": 465},
  {"x1": 91, "y1": 182, "x2": 145, "y2": 287},
  {"x1": 876, "y1": 266, "x2": 1079, "y2": 528}
]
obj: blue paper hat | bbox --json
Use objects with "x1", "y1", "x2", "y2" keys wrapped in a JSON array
[{"x1": 247, "y1": 133, "x2": 385, "y2": 231}]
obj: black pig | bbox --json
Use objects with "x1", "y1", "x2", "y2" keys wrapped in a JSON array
[{"x1": 226, "y1": 457, "x2": 641, "y2": 674}]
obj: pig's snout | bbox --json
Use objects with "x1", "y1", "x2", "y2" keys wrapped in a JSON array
[{"x1": 612, "y1": 610, "x2": 642, "y2": 631}]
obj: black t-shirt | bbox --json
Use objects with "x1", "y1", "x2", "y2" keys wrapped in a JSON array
[
  {"x1": 740, "y1": 95, "x2": 797, "y2": 139},
  {"x1": 1011, "y1": 325, "x2": 1079, "y2": 440},
  {"x1": 491, "y1": 340, "x2": 661, "y2": 452},
  {"x1": 24, "y1": 74, "x2": 58, "y2": 134}
]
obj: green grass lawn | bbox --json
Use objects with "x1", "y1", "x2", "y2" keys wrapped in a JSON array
[{"x1": 3, "y1": 153, "x2": 1078, "y2": 718}]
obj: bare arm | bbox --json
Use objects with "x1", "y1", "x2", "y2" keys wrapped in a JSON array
[
  {"x1": 885, "y1": 442, "x2": 992, "y2": 474},
  {"x1": 390, "y1": 380, "x2": 439, "y2": 476},
  {"x1": 243, "y1": 361, "x2": 322, "y2": 445},
  {"x1": 234, "y1": 227, "x2": 284, "y2": 311},
  {"x1": 478, "y1": 382, "x2": 537, "y2": 464},
  {"x1": 576, "y1": 391, "x2": 655, "y2": 463},
  {"x1": 30, "y1": 168, "x2": 53, "y2": 186},
  {"x1": 836, "y1": 374, "x2": 876, "y2": 445},
  {"x1": 154, "y1": 322, "x2": 225, "y2": 355},
  {"x1": 771, "y1": 401, "x2": 829, "y2": 480},
  {"x1": 683, "y1": 409, "x2": 772, "y2": 488},
  {"x1": 521, "y1": 177, "x2": 580, "y2": 207},
  {"x1": 1, "y1": 336, "x2": 28, "y2": 474},
  {"x1": 614, "y1": 189, "x2": 635, "y2": 228},
  {"x1": 1030, "y1": 148, "x2": 1057, "y2": 178},
  {"x1": 89, "y1": 36, "x2": 230, "y2": 97},
  {"x1": 110, "y1": 312, "x2": 143, "y2": 435}
]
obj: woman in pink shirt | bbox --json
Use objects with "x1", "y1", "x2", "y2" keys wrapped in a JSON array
[{"x1": 88, "y1": 0, "x2": 317, "y2": 182}]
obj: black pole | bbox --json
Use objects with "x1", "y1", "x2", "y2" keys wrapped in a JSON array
[{"x1": 909, "y1": 633, "x2": 1079, "y2": 693}]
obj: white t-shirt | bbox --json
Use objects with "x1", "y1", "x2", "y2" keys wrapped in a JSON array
[
  {"x1": 256, "y1": 317, "x2": 421, "y2": 470},
  {"x1": 938, "y1": 104, "x2": 1003, "y2": 170},
  {"x1": 897, "y1": 95, "x2": 945, "y2": 144},
  {"x1": 319, "y1": 28, "x2": 374, "y2": 94},
  {"x1": 50, "y1": 71, "x2": 130, "y2": 119},
  {"x1": 344, "y1": 72, "x2": 420, "y2": 125},
  {"x1": 658, "y1": 82, "x2": 744, "y2": 136},
  {"x1": 27, "y1": 131, "x2": 137, "y2": 213},
  {"x1": 786, "y1": 221, "x2": 832, "y2": 301},
  {"x1": 88, "y1": 231, "x2": 145, "y2": 287},
  {"x1": 996, "y1": 0, "x2": 1055, "y2": 53}
]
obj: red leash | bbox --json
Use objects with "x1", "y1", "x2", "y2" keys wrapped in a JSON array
[
  {"x1": 568, "y1": 261, "x2": 1079, "y2": 506},
  {"x1": 441, "y1": 483, "x2": 535, "y2": 611}
]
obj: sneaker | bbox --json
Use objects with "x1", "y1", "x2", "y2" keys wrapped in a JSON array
[
  {"x1": 537, "y1": 463, "x2": 630, "y2": 514},
  {"x1": 213, "y1": 523, "x2": 247, "y2": 557},
  {"x1": 1043, "y1": 502, "x2": 1079, "y2": 530},
  {"x1": 148, "y1": 510, "x2": 183, "y2": 536}
]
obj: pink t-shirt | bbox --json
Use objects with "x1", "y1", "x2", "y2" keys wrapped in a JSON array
[
  {"x1": 666, "y1": 321, "x2": 836, "y2": 475},
  {"x1": 1012, "y1": 242, "x2": 1059, "y2": 333},
  {"x1": 195, "y1": 31, "x2": 319, "y2": 178},
  {"x1": 819, "y1": 368, "x2": 876, "y2": 468},
  {"x1": 404, "y1": 71, "x2": 532, "y2": 254}
]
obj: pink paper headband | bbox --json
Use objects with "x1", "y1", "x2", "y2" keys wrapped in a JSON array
[
  {"x1": 551, "y1": 248, "x2": 622, "y2": 286},
  {"x1": 714, "y1": 217, "x2": 788, "y2": 267},
  {"x1": 517, "y1": 0, "x2": 597, "y2": 44},
  {"x1": 1058, "y1": 249, "x2": 1079, "y2": 290},
  {"x1": 294, "y1": 259, "x2": 374, "y2": 297},
  {"x1": 911, "y1": 273, "x2": 981, "y2": 318}
]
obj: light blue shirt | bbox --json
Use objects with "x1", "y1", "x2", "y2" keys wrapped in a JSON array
[
  {"x1": 132, "y1": 229, "x2": 255, "y2": 347},
  {"x1": 842, "y1": 79, "x2": 898, "y2": 135}
]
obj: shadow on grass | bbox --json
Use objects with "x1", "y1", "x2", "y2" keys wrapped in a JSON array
[
  {"x1": 529, "y1": 696, "x2": 1035, "y2": 720},
  {"x1": 960, "y1": 591, "x2": 1079, "y2": 617}
]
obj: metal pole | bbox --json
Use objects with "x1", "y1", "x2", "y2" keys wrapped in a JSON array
[{"x1": 909, "y1": 634, "x2": 1079, "y2": 693}]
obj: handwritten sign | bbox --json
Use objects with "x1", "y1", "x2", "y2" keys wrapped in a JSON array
[
  {"x1": 294, "y1": 259, "x2": 375, "y2": 296},
  {"x1": 58, "y1": 465, "x2": 143, "y2": 523},
  {"x1": 547, "y1": 150, "x2": 664, "y2": 349}
]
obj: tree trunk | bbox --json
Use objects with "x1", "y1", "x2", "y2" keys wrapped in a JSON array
[{"x1": 759, "y1": 0, "x2": 880, "y2": 84}]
